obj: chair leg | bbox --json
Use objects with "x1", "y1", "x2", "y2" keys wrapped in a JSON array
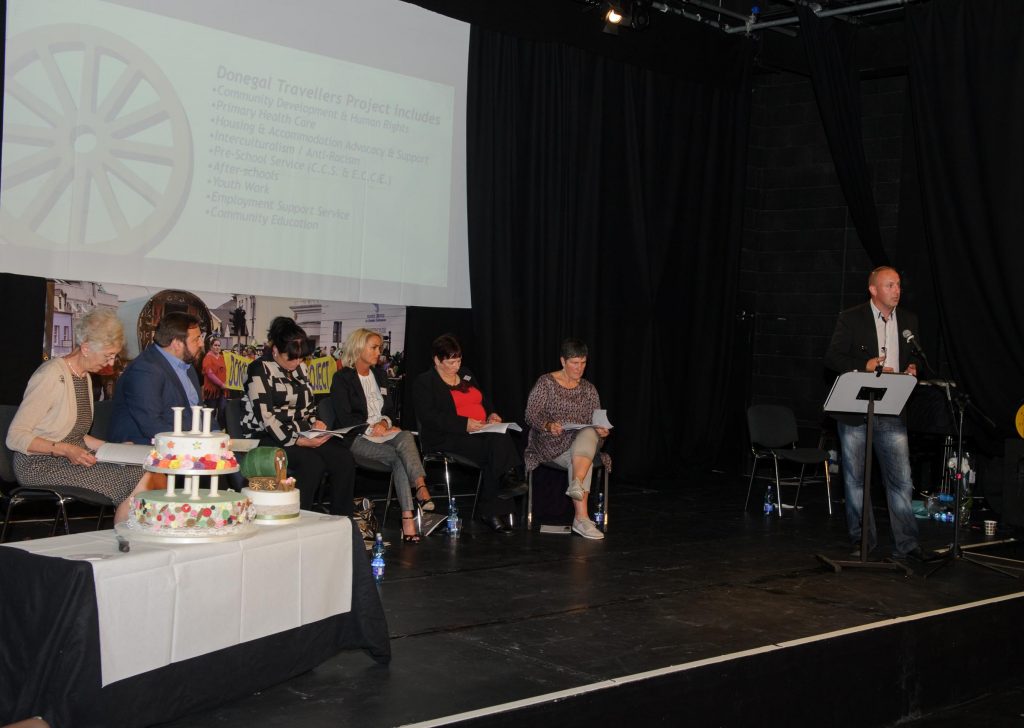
[
  {"x1": 823, "y1": 460, "x2": 833, "y2": 516},
  {"x1": 601, "y1": 466, "x2": 610, "y2": 531},
  {"x1": 96, "y1": 505, "x2": 106, "y2": 531},
  {"x1": 382, "y1": 477, "x2": 395, "y2": 529},
  {"x1": 773, "y1": 458, "x2": 782, "y2": 518},
  {"x1": 1, "y1": 496, "x2": 19, "y2": 543},
  {"x1": 745, "y1": 456, "x2": 760, "y2": 511},
  {"x1": 443, "y1": 459, "x2": 454, "y2": 509},
  {"x1": 526, "y1": 469, "x2": 534, "y2": 530},
  {"x1": 794, "y1": 464, "x2": 806, "y2": 509},
  {"x1": 469, "y1": 470, "x2": 482, "y2": 522}
]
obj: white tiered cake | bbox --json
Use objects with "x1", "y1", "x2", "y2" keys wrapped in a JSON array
[{"x1": 122, "y1": 405, "x2": 255, "y2": 541}]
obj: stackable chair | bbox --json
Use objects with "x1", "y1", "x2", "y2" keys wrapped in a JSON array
[
  {"x1": 0, "y1": 404, "x2": 114, "y2": 542},
  {"x1": 415, "y1": 419, "x2": 482, "y2": 523},
  {"x1": 526, "y1": 458, "x2": 610, "y2": 531},
  {"x1": 745, "y1": 404, "x2": 832, "y2": 517},
  {"x1": 316, "y1": 398, "x2": 395, "y2": 523}
]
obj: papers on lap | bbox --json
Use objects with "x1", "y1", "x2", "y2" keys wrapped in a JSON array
[
  {"x1": 299, "y1": 424, "x2": 363, "y2": 439},
  {"x1": 562, "y1": 409, "x2": 613, "y2": 431},
  {"x1": 470, "y1": 422, "x2": 523, "y2": 435}
]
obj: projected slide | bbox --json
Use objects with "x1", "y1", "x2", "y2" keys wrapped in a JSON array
[{"x1": 1, "y1": 0, "x2": 468, "y2": 306}]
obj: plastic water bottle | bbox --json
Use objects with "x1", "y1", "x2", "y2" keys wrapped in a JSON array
[
  {"x1": 763, "y1": 483, "x2": 776, "y2": 514},
  {"x1": 447, "y1": 497, "x2": 460, "y2": 537},
  {"x1": 593, "y1": 491, "x2": 605, "y2": 527},
  {"x1": 371, "y1": 533, "x2": 385, "y2": 584}
]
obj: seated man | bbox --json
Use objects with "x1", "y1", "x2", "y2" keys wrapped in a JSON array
[{"x1": 109, "y1": 313, "x2": 205, "y2": 443}]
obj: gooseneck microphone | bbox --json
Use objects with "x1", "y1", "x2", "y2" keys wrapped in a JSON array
[{"x1": 901, "y1": 329, "x2": 932, "y2": 373}]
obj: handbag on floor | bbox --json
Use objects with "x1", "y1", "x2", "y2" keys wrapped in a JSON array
[{"x1": 351, "y1": 496, "x2": 378, "y2": 542}]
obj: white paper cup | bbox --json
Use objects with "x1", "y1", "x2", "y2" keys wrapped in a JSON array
[{"x1": 984, "y1": 519, "x2": 997, "y2": 536}]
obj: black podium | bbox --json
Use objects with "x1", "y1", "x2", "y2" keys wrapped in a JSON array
[{"x1": 817, "y1": 371, "x2": 917, "y2": 575}]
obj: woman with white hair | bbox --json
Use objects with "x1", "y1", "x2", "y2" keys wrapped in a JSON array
[
  {"x1": 330, "y1": 328, "x2": 431, "y2": 543},
  {"x1": 7, "y1": 308, "x2": 163, "y2": 523}
]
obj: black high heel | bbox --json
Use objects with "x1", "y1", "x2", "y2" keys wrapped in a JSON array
[
  {"x1": 415, "y1": 484, "x2": 435, "y2": 512},
  {"x1": 401, "y1": 515, "x2": 421, "y2": 543}
]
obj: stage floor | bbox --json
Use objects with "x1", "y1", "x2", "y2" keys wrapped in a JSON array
[{"x1": 10, "y1": 473, "x2": 1024, "y2": 726}]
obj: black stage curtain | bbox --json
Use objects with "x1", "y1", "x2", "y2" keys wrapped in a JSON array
[
  {"x1": 905, "y1": 0, "x2": 1024, "y2": 440},
  {"x1": 0, "y1": 273, "x2": 46, "y2": 406},
  {"x1": 466, "y1": 27, "x2": 752, "y2": 480},
  {"x1": 796, "y1": 6, "x2": 889, "y2": 268}
]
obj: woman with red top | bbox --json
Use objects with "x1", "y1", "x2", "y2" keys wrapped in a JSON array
[
  {"x1": 202, "y1": 335, "x2": 228, "y2": 428},
  {"x1": 412, "y1": 334, "x2": 527, "y2": 532}
]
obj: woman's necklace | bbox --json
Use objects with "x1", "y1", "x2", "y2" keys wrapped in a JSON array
[{"x1": 65, "y1": 354, "x2": 85, "y2": 378}]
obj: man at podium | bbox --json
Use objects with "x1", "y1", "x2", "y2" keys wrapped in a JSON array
[{"x1": 824, "y1": 266, "x2": 926, "y2": 560}]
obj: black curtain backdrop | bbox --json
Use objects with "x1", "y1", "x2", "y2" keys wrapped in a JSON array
[
  {"x1": 466, "y1": 27, "x2": 752, "y2": 481},
  {"x1": 796, "y1": 5, "x2": 889, "y2": 268},
  {"x1": 905, "y1": 0, "x2": 1024, "y2": 441},
  {"x1": 0, "y1": 273, "x2": 46, "y2": 406}
]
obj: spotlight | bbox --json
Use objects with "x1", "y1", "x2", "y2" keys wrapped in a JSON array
[{"x1": 606, "y1": 6, "x2": 623, "y2": 24}]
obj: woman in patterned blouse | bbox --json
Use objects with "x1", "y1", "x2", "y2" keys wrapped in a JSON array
[
  {"x1": 524, "y1": 338, "x2": 611, "y2": 540},
  {"x1": 241, "y1": 317, "x2": 355, "y2": 515}
]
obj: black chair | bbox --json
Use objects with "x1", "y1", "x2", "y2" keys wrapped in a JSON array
[
  {"x1": 415, "y1": 419, "x2": 482, "y2": 523},
  {"x1": 745, "y1": 404, "x2": 832, "y2": 517},
  {"x1": 316, "y1": 398, "x2": 394, "y2": 522},
  {"x1": 0, "y1": 404, "x2": 115, "y2": 542},
  {"x1": 526, "y1": 458, "x2": 610, "y2": 531}
]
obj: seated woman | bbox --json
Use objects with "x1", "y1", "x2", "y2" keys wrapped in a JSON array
[
  {"x1": 240, "y1": 317, "x2": 354, "y2": 516},
  {"x1": 412, "y1": 334, "x2": 527, "y2": 533},
  {"x1": 524, "y1": 338, "x2": 611, "y2": 540},
  {"x1": 6, "y1": 308, "x2": 163, "y2": 524},
  {"x1": 330, "y1": 328, "x2": 432, "y2": 543}
]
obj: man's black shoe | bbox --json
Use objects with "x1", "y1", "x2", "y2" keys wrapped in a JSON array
[
  {"x1": 498, "y1": 470, "x2": 528, "y2": 499},
  {"x1": 480, "y1": 515, "x2": 513, "y2": 533},
  {"x1": 903, "y1": 546, "x2": 942, "y2": 563}
]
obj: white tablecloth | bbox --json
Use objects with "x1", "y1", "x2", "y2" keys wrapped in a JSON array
[{"x1": 4, "y1": 512, "x2": 352, "y2": 686}]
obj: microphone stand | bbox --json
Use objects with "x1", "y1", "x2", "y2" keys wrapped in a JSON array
[{"x1": 925, "y1": 387, "x2": 1022, "y2": 579}]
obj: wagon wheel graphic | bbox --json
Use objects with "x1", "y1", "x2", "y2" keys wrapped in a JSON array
[{"x1": 1, "y1": 24, "x2": 192, "y2": 253}]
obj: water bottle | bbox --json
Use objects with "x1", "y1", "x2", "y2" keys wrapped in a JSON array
[
  {"x1": 447, "y1": 497, "x2": 460, "y2": 537},
  {"x1": 593, "y1": 491, "x2": 605, "y2": 527},
  {"x1": 763, "y1": 483, "x2": 776, "y2": 514},
  {"x1": 371, "y1": 533, "x2": 385, "y2": 584}
]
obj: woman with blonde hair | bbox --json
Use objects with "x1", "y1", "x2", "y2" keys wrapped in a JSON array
[
  {"x1": 7, "y1": 308, "x2": 163, "y2": 524},
  {"x1": 330, "y1": 328, "x2": 432, "y2": 542}
]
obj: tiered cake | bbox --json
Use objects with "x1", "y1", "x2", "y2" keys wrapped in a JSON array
[
  {"x1": 124, "y1": 405, "x2": 255, "y2": 540},
  {"x1": 240, "y1": 447, "x2": 300, "y2": 525}
]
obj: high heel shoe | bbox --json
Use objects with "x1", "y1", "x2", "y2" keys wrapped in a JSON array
[
  {"x1": 415, "y1": 483, "x2": 435, "y2": 512},
  {"x1": 401, "y1": 515, "x2": 421, "y2": 543}
]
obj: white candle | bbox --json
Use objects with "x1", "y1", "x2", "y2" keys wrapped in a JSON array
[
  {"x1": 166, "y1": 474, "x2": 176, "y2": 496},
  {"x1": 202, "y1": 407, "x2": 213, "y2": 435},
  {"x1": 210, "y1": 475, "x2": 219, "y2": 496},
  {"x1": 190, "y1": 405, "x2": 202, "y2": 434},
  {"x1": 172, "y1": 407, "x2": 184, "y2": 434}
]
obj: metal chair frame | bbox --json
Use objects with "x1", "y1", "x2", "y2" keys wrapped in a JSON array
[
  {"x1": 1, "y1": 404, "x2": 114, "y2": 542},
  {"x1": 526, "y1": 459, "x2": 610, "y2": 531},
  {"x1": 745, "y1": 404, "x2": 832, "y2": 517}
]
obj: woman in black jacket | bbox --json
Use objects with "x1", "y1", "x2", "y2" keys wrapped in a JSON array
[
  {"x1": 411, "y1": 334, "x2": 527, "y2": 533},
  {"x1": 331, "y1": 328, "x2": 431, "y2": 542}
]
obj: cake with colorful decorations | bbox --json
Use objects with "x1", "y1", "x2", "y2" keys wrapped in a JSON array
[
  {"x1": 120, "y1": 405, "x2": 254, "y2": 541},
  {"x1": 127, "y1": 489, "x2": 255, "y2": 535},
  {"x1": 242, "y1": 487, "x2": 300, "y2": 525},
  {"x1": 146, "y1": 431, "x2": 239, "y2": 473}
]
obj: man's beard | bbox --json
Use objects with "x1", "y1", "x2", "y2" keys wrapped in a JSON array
[{"x1": 182, "y1": 348, "x2": 196, "y2": 365}]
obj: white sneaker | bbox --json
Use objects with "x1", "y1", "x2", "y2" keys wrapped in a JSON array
[
  {"x1": 572, "y1": 517, "x2": 604, "y2": 540},
  {"x1": 565, "y1": 479, "x2": 585, "y2": 501}
]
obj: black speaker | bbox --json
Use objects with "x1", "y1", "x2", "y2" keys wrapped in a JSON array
[{"x1": 1001, "y1": 439, "x2": 1024, "y2": 527}]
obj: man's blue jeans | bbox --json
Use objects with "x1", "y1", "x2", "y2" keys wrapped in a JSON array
[{"x1": 837, "y1": 415, "x2": 919, "y2": 556}]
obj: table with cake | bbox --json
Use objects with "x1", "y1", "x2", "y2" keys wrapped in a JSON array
[{"x1": 0, "y1": 406, "x2": 390, "y2": 728}]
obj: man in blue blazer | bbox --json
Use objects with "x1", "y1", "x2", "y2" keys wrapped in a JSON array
[
  {"x1": 824, "y1": 266, "x2": 929, "y2": 561},
  {"x1": 110, "y1": 313, "x2": 205, "y2": 444}
]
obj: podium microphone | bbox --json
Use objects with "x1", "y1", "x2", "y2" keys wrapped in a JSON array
[{"x1": 902, "y1": 329, "x2": 932, "y2": 372}]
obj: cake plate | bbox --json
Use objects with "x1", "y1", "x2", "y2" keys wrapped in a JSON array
[{"x1": 115, "y1": 521, "x2": 258, "y2": 545}]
